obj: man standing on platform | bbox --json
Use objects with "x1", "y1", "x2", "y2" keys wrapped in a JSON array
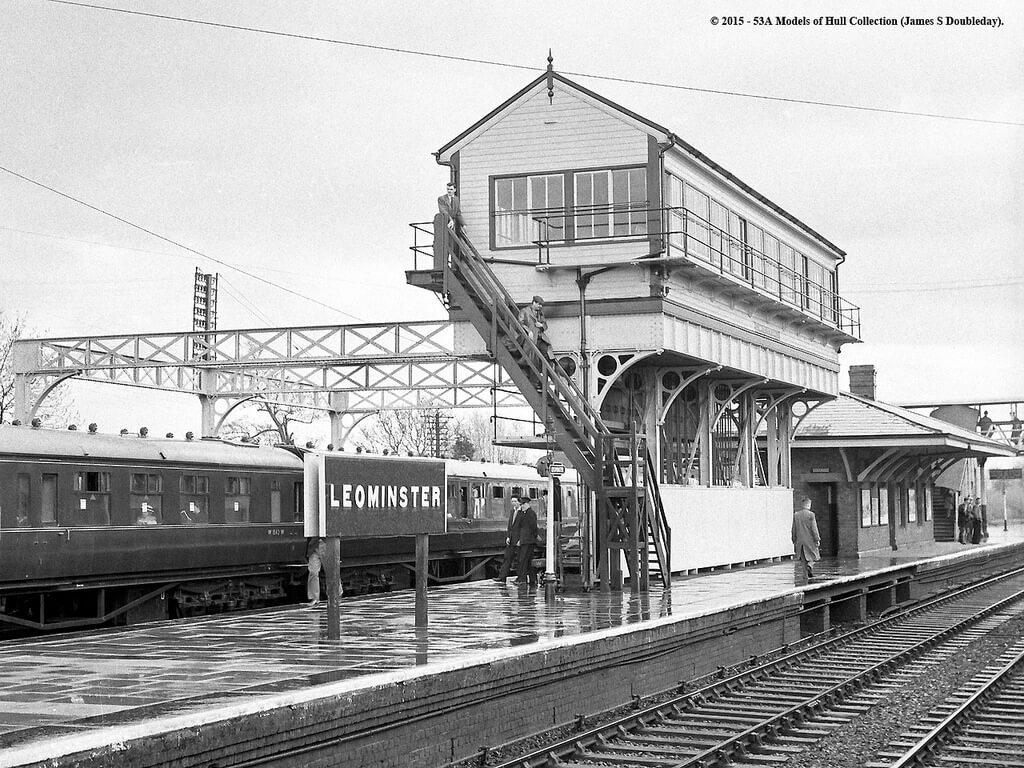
[
  {"x1": 792, "y1": 496, "x2": 820, "y2": 580},
  {"x1": 515, "y1": 495, "x2": 540, "y2": 586},
  {"x1": 494, "y1": 497, "x2": 522, "y2": 585},
  {"x1": 306, "y1": 537, "x2": 326, "y2": 608}
]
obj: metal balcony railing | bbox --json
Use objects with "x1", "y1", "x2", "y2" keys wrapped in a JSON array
[
  {"x1": 525, "y1": 205, "x2": 861, "y2": 340},
  {"x1": 410, "y1": 205, "x2": 861, "y2": 340}
]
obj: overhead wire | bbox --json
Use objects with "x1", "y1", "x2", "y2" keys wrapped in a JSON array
[
  {"x1": 0, "y1": 164, "x2": 365, "y2": 323},
  {"x1": 46, "y1": 0, "x2": 1023, "y2": 127},
  {"x1": 218, "y1": 276, "x2": 276, "y2": 327},
  {"x1": 845, "y1": 279, "x2": 1024, "y2": 295}
]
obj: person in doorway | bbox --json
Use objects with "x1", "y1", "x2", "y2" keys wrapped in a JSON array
[
  {"x1": 514, "y1": 495, "x2": 540, "y2": 586},
  {"x1": 494, "y1": 497, "x2": 522, "y2": 585},
  {"x1": 1010, "y1": 414, "x2": 1022, "y2": 446},
  {"x1": 792, "y1": 495, "x2": 821, "y2": 580},
  {"x1": 306, "y1": 537, "x2": 327, "y2": 607},
  {"x1": 970, "y1": 497, "x2": 983, "y2": 544},
  {"x1": 957, "y1": 496, "x2": 969, "y2": 544}
]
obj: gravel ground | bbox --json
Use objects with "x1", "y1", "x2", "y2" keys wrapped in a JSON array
[{"x1": 786, "y1": 609, "x2": 1024, "y2": 768}]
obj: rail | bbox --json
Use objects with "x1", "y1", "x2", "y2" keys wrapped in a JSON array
[
  {"x1": 485, "y1": 565, "x2": 1024, "y2": 768},
  {"x1": 527, "y1": 204, "x2": 861, "y2": 339}
]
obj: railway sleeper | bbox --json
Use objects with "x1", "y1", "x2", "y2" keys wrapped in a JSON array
[
  {"x1": 590, "y1": 741, "x2": 702, "y2": 757},
  {"x1": 626, "y1": 732, "x2": 729, "y2": 748},
  {"x1": 575, "y1": 748, "x2": 688, "y2": 765}
]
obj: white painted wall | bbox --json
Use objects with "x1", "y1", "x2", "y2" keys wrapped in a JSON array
[{"x1": 661, "y1": 485, "x2": 793, "y2": 571}]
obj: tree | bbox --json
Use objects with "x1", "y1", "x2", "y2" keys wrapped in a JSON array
[
  {"x1": 454, "y1": 409, "x2": 538, "y2": 465},
  {"x1": 355, "y1": 407, "x2": 449, "y2": 457},
  {"x1": 0, "y1": 310, "x2": 79, "y2": 426},
  {"x1": 220, "y1": 398, "x2": 320, "y2": 446}
]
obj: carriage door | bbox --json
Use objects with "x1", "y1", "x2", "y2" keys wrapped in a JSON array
[{"x1": 451, "y1": 481, "x2": 470, "y2": 520}]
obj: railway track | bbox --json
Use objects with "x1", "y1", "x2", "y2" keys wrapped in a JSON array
[
  {"x1": 868, "y1": 640, "x2": 1024, "y2": 768},
  {"x1": 484, "y1": 568, "x2": 1024, "y2": 768}
]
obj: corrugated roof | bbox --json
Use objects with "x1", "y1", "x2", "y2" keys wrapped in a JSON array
[{"x1": 0, "y1": 425, "x2": 302, "y2": 469}]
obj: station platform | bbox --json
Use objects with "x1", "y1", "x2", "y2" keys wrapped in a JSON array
[{"x1": 2, "y1": 524, "x2": 1023, "y2": 768}]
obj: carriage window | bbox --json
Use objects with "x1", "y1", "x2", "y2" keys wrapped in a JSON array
[
  {"x1": 15, "y1": 473, "x2": 31, "y2": 527},
  {"x1": 511, "y1": 485, "x2": 524, "y2": 499},
  {"x1": 225, "y1": 476, "x2": 251, "y2": 523},
  {"x1": 294, "y1": 481, "x2": 304, "y2": 522},
  {"x1": 130, "y1": 473, "x2": 163, "y2": 525},
  {"x1": 72, "y1": 471, "x2": 111, "y2": 526},
  {"x1": 179, "y1": 474, "x2": 210, "y2": 524},
  {"x1": 528, "y1": 487, "x2": 539, "y2": 499},
  {"x1": 41, "y1": 474, "x2": 57, "y2": 526},
  {"x1": 271, "y1": 479, "x2": 282, "y2": 523}
]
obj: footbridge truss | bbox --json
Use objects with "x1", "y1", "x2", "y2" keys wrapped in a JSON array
[{"x1": 11, "y1": 321, "x2": 525, "y2": 436}]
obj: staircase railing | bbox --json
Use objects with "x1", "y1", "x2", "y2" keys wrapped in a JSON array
[
  {"x1": 446, "y1": 228, "x2": 608, "y2": 470},
  {"x1": 429, "y1": 223, "x2": 671, "y2": 590},
  {"x1": 643, "y1": 446, "x2": 672, "y2": 587}
]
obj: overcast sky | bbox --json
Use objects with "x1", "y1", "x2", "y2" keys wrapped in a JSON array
[{"x1": 2, "y1": 0, "x2": 1021, "y2": 435}]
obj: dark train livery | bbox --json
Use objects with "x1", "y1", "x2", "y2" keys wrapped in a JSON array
[{"x1": 0, "y1": 424, "x2": 574, "y2": 633}]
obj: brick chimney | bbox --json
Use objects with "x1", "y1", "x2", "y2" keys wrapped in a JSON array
[{"x1": 849, "y1": 365, "x2": 876, "y2": 400}]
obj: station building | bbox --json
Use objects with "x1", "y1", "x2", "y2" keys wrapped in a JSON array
[
  {"x1": 791, "y1": 366, "x2": 1018, "y2": 557},
  {"x1": 410, "y1": 64, "x2": 862, "y2": 572}
]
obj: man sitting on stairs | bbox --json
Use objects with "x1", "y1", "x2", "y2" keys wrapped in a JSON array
[{"x1": 516, "y1": 295, "x2": 554, "y2": 363}]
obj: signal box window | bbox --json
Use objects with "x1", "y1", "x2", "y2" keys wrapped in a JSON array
[
  {"x1": 225, "y1": 476, "x2": 251, "y2": 523},
  {"x1": 73, "y1": 471, "x2": 111, "y2": 526},
  {"x1": 494, "y1": 173, "x2": 564, "y2": 247},
  {"x1": 130, "y1": 473, "x2": 163, "y2": 525},
  {"x1": 575, "y1": 168, "x2": 646, "y2": 240},
  {"x1": 179, "y1": 474, "x2": 210, "y2": 524}
]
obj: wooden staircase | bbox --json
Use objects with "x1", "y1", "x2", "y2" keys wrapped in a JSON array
[{"x1": 438, "y1": 227, "x2": 671, "y2": 590}]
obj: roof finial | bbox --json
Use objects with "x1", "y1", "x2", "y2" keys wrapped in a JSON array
[{"x1": 546, "y1": 49, "x2": 554, "y2": 104}]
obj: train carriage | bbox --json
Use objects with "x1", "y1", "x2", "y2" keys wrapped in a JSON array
[{"x1": 0, "y1": 424, "x2": 580, "y2": 634}]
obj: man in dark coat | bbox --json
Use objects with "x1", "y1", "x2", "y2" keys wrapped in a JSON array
[
  {"x1": 792, "y1": 496, "x2": 821, "y2": 580},
  {"x1": 494, "y1": 497, "x2": 521, "y2": 584},
  {"x1": 514, "y1": 495, "x2": 540, "y2": 585}
]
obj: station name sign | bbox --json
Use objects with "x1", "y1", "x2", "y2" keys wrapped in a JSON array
[
  {"x1": 304, "y1": 453, "x2": 447, "y2": 537},
  {"x1": 989, "y1": 468, "x2": 1023, "y2": 480}
]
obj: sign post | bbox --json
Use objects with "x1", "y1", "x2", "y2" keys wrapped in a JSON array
[
  {"x1": 415, "y1": 533, "x2": 429, "y2": 627},
  {"x1": 544, "y1": 462, "x2": 564, "y2": 603},
  {"x1": 989, "y1": 469, "x2": 1021, "y2": 533},
  {"x1": 305, "y1": 452, "x2": 446, "y2": 639}
]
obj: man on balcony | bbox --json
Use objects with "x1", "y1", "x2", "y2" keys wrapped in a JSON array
[{"x1": 433, "y1": 182, "x2": 464, "y2": 270}]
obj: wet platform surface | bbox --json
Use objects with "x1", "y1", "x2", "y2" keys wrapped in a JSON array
[{"x1": 1, "y1": 524, "x2": 1022, "y2": 762}]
